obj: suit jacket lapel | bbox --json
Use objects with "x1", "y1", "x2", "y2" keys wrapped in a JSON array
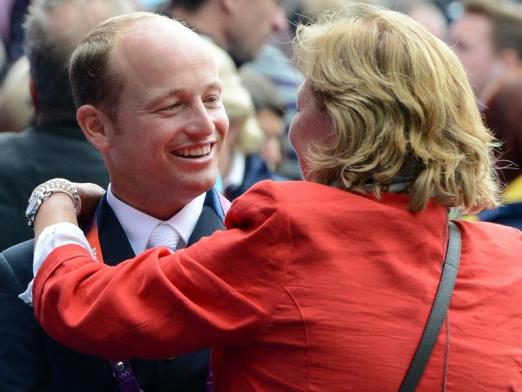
[{"x1": 95, "y1": 194, "x2": 135, "y2": 266}]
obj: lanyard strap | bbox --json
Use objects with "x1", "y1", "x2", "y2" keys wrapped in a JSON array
[
  {"x1": 85, "y1": 219, "x2": 142, "y2": 392},
  {"x1": 110, "y1": 360, "x2": 142, "y2": 392},
  {"x1": 399, "y1": 221, "x2": 462, "y2": 391}
]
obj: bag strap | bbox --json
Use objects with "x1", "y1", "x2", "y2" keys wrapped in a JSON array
[{"x1": 399, "y1": 221, "x2": 461, "y2": 392}]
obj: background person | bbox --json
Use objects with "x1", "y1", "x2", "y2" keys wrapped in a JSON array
[
  {"x1": 168, "y1": 0, "x2": 292, "y2": 181},
  {"x1": 450, "y1": 0, "x2": 522, "y2": 228},
  {"x1": 218, "y1": 65, "x2": 286, "y2": 201},
  {"x1": 476, "y1": 72, "x2": 522, "y2": 229},
  {"x1": 30, "y1": 4, "x2": 522, "y2": 391},
  {"x1": 240, "y1": 67, "x2": 288, "y2": 173},
  {"x1": 450, "y1": 0, "x2": 522, "y2": 109},
  {"x1": 0, "y1": 0, "x2": 134, "y2": 250}
]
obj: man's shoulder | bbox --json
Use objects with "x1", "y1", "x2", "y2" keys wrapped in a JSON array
[{"x1": 0, "y1": 240, "x2": 35, "y2": 291}]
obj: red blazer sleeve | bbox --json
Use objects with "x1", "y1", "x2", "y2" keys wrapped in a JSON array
[{"x1": 33, "y1": 181, "x2": 291, "y2": 360}]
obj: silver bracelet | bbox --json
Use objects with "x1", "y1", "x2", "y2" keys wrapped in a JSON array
[{"x1": 26, "y1": 178, "x2": 82, "y2": 227}]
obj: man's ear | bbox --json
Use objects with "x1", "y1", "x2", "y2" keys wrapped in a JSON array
[
  {"x1": 220, "y1": 0, "x2": 240, "y2": 15},
  {"x1": 76, "y1": 105, "x2": 113, "y2": 151}
]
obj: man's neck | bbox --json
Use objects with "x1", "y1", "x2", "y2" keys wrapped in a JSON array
[
  {"x1": 106, "y1": 185, "x2": 207, "y2": 254},
  {"x1": 109, "y1": 187, "x2": 187, "y2": 221}
]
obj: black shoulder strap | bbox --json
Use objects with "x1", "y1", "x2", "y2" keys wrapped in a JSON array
[{"x1": 400, "y1": 221, "x2": 461, "y2": 391}]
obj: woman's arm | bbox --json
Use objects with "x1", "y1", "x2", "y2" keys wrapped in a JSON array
[{"x1": 32, "y1": 181, "x2": 291, "y2": 360}]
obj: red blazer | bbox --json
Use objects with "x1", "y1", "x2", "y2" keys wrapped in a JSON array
[{"x1": 34, "y1": 180, "x2": 522, "y2": 391}]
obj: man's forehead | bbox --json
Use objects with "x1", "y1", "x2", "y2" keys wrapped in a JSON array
[
  {"x1": 452, "y1": 12, "x2": 494, "y2": 44},
  {"x1": 461, "y1": 12, "x2": 493, "y2": 32},
  {"x1": 110, "y1": 45, "x2": 218, "y2": 99},
  {"x1": 110, "y1": 18, "x2": 207, "y2": 67}
]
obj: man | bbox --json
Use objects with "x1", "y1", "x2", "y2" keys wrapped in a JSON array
[
  {"x1": 168, "y1": 0, "x2": 286, "y2": 66},
  {"x1": 451, "y1": 0, "x2": 522, "y2": 226},
  {"x1": 0, "y1": 10, "x2": 229, "y2": 392},
  {"x1": 450, "y1": 0, "x2": 522, "y2": 105},
  {"x1": 0, "y1": 0, "x2": 136, "y2": 250}
]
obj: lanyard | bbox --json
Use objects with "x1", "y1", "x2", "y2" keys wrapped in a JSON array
[
  {"x1": 84, "y1": 203, "x2": 218, "y2": 392},
  {"x1": 85, "y1": 218, "x2": 143, "y2": 392}
]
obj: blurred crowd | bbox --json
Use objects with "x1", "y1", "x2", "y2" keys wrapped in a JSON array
[{"x1": 0, "y1": 0, "x2": 522, "y2": 251}]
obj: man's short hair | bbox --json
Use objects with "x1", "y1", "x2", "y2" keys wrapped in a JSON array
[
  {"x1": 24, "y1": 0, "x2": 133, "y2": 116},
  {"x1": 463, "y1": 0, "x2": 522, "y2": 59}
]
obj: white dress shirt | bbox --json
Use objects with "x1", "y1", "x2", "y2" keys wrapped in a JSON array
[{"x1": 20, "y1": 185, "x2": 206, "y2": 304}]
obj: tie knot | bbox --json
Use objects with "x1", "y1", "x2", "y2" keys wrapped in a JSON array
[{"x1": 147, "y1": 223, "x2": 180, "y2": 250}]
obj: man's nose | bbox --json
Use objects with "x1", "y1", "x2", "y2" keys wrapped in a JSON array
[{"x1": 185, "y1": 102, "x2": 215, "y2": 137}]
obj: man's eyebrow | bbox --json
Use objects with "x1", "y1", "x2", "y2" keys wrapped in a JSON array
[
  {"x1": 206, "y1": 81, "x2": 223, "y2": 92},
  {"x1": 145, "y1": 90, "x2": 182, "y2": 109}
]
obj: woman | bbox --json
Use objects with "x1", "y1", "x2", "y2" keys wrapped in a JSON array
[{"x1": 30, "y1": 3, "x2": 522, "y2": 391}]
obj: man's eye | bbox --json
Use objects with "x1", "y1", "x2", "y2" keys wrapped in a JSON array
[
  {"x1": 162, "y1": 103, "x2": 181, "y2": 111},
  {"x1": 205, "y1": 95, "x2": 221, "y2": 105}
]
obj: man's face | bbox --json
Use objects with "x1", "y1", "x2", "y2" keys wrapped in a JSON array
[
  {"x1": 450, "y1": 12, "x2": 502, "y2": 99},
  {"x1": 104, "y1": 20, "x2": 228, "y2": 218},
  {"x1": 226, "y1": 0, "x2": 286, "y2": 63}
]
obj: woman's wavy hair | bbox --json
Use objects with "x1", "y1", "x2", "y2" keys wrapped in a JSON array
[{"x1": 294, "y1": 2, "x2": 500, "y2": 212}]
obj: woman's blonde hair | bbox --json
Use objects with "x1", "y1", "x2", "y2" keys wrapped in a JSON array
[{"x1": 294, "y1": 2, "x2": 500, "y2": 212}]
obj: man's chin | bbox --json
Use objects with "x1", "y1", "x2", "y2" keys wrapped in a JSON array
[{"x1": 183, "y1": 176, "x2": 218, "y2": 195}]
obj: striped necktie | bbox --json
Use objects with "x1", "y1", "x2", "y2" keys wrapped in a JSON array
[{"x1": 147, "y1": 223, "x2": 180, "y2": 250}]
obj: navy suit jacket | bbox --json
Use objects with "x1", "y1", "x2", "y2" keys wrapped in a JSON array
[{"x1": 0, "y1": 189, "x2": 226, "y2": 392}]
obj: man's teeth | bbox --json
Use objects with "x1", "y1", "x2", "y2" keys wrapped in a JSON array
[{"x1": 175, "y1": 144, "x2": 212, "y2": 157}]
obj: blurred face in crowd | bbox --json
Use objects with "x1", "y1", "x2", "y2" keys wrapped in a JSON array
[
  {"x1": 99, "y1": 19, "x2": 228, "y2": 218},
  {"x1": 289, "y1": 82, "x2": 334, "y2": 178},
  {"x1": 450, "y1": 12, "x2": 503, "y2": 99},
  {"x1": 225, "y1": 0, "x2": 286, "y2": 63},
  {"x1": 257, "y1": 108, "x2": 285, "y2": 169}
]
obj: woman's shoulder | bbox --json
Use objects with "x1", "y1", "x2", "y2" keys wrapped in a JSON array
[
  {"x1": 457, "y1": 219, "x2": 522, "y2": 261},
  {"x1": 244, "y1": 180, "x2": 352, "y2": 200}
]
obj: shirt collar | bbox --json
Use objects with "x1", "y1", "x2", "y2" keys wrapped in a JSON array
[{"x1": 106, "y1": 184, "x2": 206, "y2": 254}]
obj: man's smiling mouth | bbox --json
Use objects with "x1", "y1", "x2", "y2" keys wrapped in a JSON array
[{"x1": 172, "y1": 143, "x2": 214, "y2": 158}]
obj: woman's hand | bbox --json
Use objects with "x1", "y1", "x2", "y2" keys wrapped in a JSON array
[
  {"x1": 76, "y1": 182, "x2": 105, "y2": 225},
  {"x1": 31, "y1": 181, "x2": 105, "y2": 239}
]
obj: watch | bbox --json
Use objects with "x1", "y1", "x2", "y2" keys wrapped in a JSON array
[{"x1": 26, "y1": 178, "x2": 82, "y2": 227}]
